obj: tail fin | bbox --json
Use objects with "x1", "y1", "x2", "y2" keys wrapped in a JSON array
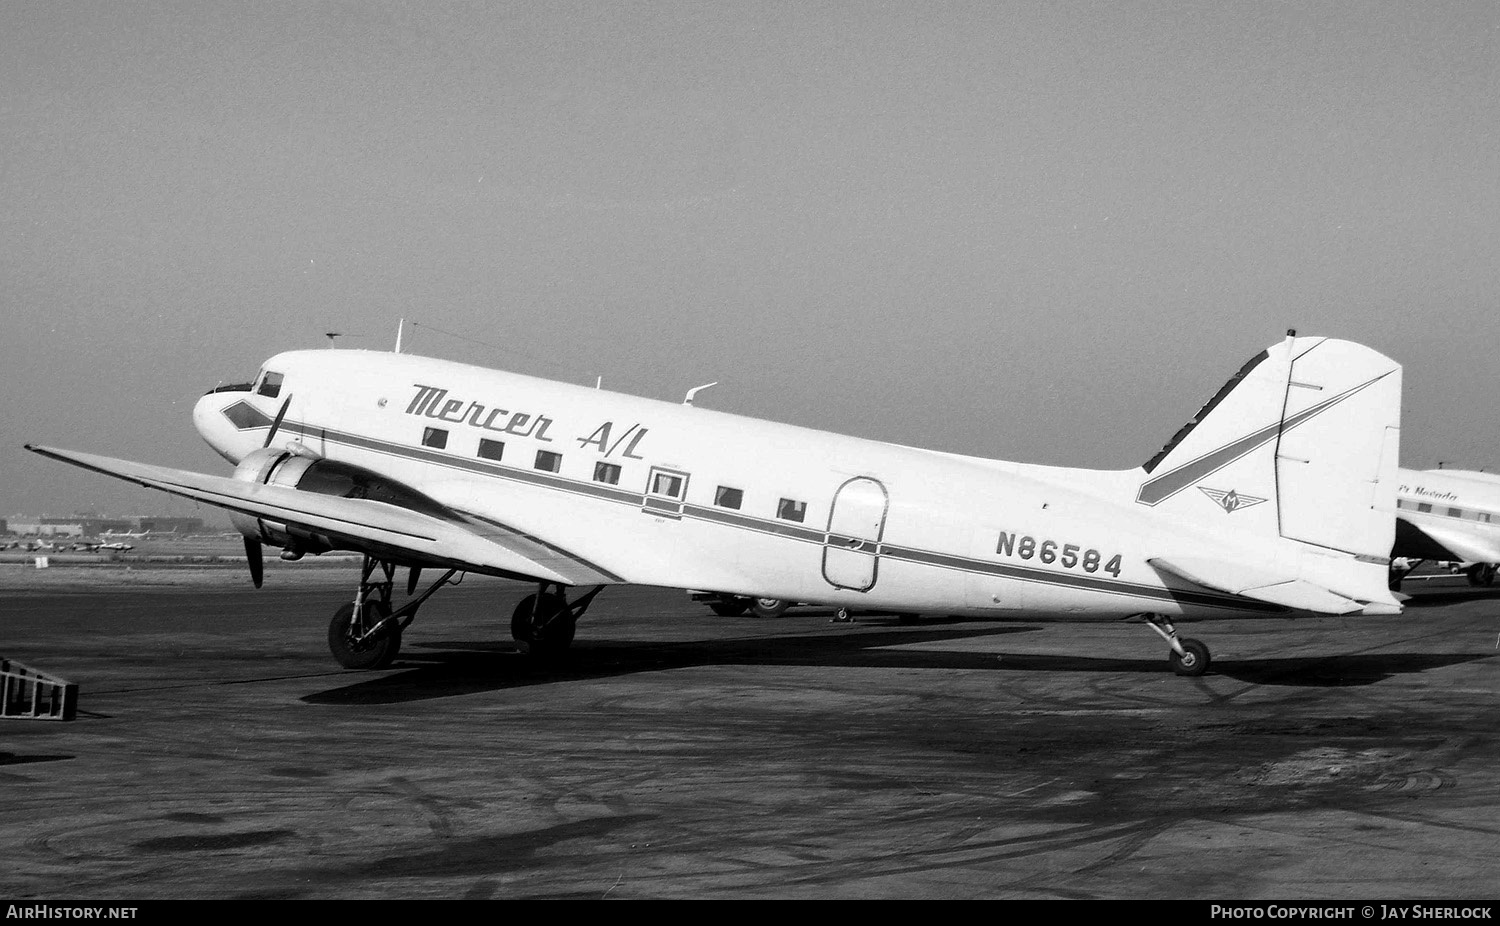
[{"x1": 1136, "y1": 333, "x2": 1402, "y2": 613}]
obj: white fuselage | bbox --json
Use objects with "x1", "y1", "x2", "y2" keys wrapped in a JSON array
[
  {"x1": 191, "y1": 350, "x2": 1314, "y2": 620},
  {"x1": 1394, "y1": 468, "x2": 1500, "y2": 563}
]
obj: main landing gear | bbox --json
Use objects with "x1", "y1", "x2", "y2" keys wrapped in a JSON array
[
  {"x1": 1140, "y1": 614, "x2": 1211, "y2": 677},
  {"x1": 510, "y1": 582, "x2": 606, "y2": 658},
  {"x1": 1388, "y1": 558, "x2": 1423, "y2": 592},
  {"x1": 328, "y1": 556, "x2": 459, "y2": 670},
  {"x1": 326, "y1": 560, "x2": 606, "y2": 669}
]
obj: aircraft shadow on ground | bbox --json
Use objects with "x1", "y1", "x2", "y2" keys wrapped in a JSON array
[
  {"x1": 1209, "y1": 652, "x2": 1489, "y2": 686},
  {"x1": 300, "y1": 617, "x2": 1492, "y2": 705},
  {"x1": 0, "y1": 751, "x2": 74, "y2": 766},
  {"x1": 1399, "y1": 587, "x2": 1500, "y2": 608}
]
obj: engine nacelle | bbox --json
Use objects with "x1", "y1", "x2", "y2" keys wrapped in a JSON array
[
  {"x1": 228, "y1": 448, "x2": 334, "y2": 556},
  {"x1": 227, "y1": 447, "x2": 448, "y2": 558}
]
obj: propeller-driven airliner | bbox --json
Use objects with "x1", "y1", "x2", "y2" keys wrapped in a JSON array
[
  {"x1": 27, "y1": 330, "x2": 1404, "y2": 677},
  {"x1": 1390, "y1": 467, "x2": 1500, "y2": 587}
]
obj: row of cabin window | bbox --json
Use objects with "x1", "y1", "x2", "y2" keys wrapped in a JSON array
[
  {"x1": 421, "y1": 426, "x2": 810, "y2": 523},
  {"x1": 1396, "y1": 498, "x2": 1496, "y2": 522}
]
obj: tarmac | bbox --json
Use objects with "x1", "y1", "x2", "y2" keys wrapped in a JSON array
[{"x1": 1, "y1": 562, "x2": 1497, "y2": 900}]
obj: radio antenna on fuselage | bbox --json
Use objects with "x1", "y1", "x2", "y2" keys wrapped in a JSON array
[
  {"x1": 684, "y1": 382, "x2": 718, "y2": 406},
  {"x1": 395, "y1": 318, "x2": 404, "y2": 354}
]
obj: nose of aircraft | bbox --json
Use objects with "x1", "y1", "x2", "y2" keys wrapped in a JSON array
[{"x1": 193, "y1": 389, "x2": 253, "y2": 465}]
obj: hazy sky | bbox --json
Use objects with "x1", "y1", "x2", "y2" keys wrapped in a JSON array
[{"x1": 4, "y1": 2, "x2": 1498, "y2": 520}]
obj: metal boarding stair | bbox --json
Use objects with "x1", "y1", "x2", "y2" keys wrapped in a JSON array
[{"x1": 1, "y1": 659, "x2": 78, "y2": 721}]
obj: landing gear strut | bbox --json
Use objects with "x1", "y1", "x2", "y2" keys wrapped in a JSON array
[
  {"x1": 1389, "y1": 558, "x2": 1424, "y2": 591},
  {"x1": 1141, "y1": 614, "x2": 1211, "y2": 677},
  {"x1": 511, "y1": 582, "x2": 605, "y2": 657},
  {"x1": 328, "y1": 556, "x2": 459, "y2": 670}
]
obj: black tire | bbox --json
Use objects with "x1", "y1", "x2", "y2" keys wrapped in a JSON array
[
  {"x1": 328, "y1": 600, "x2": 401, "y2": 670},
  {"x1": 750, "y1": 597, "x2": 791, "y2": 619},
  {"x1": 1467, "y1": 563, "x2": 1496, "y2": 587},
  {"x1": 511, "y1": 592, "x2": 576, "y2": 656},
  {"x1": 709, "y1": 597, "x2": 751, "y2": 617},
  {"x1": 1170, "y1": 638, "x2": 1210, "y2": 677}
]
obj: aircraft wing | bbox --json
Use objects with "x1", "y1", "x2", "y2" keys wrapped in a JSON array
[
  {"x1": 1149, "y1": 556, "x2": 1402, "y2": 616},
  {"x1": 1395, "y1": 517, "x2": 1500, "y2": 565},
  {"x1": 24, "y1": 445, "x2": 623, "y2": 586}
]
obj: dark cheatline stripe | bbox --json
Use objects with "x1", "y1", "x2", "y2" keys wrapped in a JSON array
[{"x1": 293, "y1": 423, "x2": 1279, "y2": 611}]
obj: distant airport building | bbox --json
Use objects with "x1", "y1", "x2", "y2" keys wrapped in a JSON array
[
  {"x1": 9, "y1": 517, "x2": 135, "y2": 537},
  {"x1": 137, "y1": 517, "x2": 205, "y2": 534},
  {"x1": 9, "y1": 517, "x2": 87, "y2": 538},
  {"x1": 8, "y1": 515, "x2": 201, "y2": 537}
]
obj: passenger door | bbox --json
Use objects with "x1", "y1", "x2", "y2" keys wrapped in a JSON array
[{"x1": 822, "y1": 477, "x2": 889, "y2": 592}]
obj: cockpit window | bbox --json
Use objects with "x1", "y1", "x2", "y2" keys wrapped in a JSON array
[{"x1": 256, "y1": 371, "x2": 284, "y2": 398}]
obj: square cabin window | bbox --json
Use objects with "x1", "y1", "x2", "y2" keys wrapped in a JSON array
[
  {"x1": 651, "y1": 471, "x2": 685, "y2": 498},
  {"x1": 477, "y1": 438, "x2": 505, "y2": 462},
  {"x1": 777, "y1": 498, "x2": 807, "y2": 522},
  {"x1": 422, "y1": 427, "x2": 448, "y2": 449},
  {"x1": 715, "y1": 486, "x2": 743, "y2": 509},
  {"x1": 535, "y1": 450, "x2": 562, "y2": 473},
  {"x1": 593, "y1": 462, "x2": 621, "y2": 485},
  {"x1": 1448, "y1": 507, "x2": 1463, "y2": 518},
  {"x1": 1417, "y1": 503, "x2": 1432, "y2": 513}
]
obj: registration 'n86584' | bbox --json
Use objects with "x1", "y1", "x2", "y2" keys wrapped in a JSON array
[{"x1": 996, "y1": 532, "x2": 1122, "y2": 577}]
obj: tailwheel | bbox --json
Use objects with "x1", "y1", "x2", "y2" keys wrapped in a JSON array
[
  {"x1": 1169, "y1": 638, "x2": 1210, "y2": 677},
  {"x1": 329, "y1": 599, "x2": 401, "y2": 670},
  {"x1": 1141, "y1": 614, "x2": 1212, "y2": 677}
]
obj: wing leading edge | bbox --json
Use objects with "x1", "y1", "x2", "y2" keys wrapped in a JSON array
[{"x1": 23, "y1": 445, "x2": 621, "y2": 587}]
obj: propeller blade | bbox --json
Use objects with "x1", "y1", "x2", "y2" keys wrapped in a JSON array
[
  {"x1": 244, "y1": 537, "x2": 264, "y2": 589},
  {"x1": 407, "y1": 566, "x2": 422, "y2": 596},
  {"x1": 263, "y1": 394, "x2": 293, "y2": 448}
]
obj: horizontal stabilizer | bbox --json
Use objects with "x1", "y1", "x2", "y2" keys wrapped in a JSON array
[{"x1": 1149, "y1": 556, "x2": 1399, "y2": 616}]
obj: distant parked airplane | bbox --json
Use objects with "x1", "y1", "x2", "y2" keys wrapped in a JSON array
[{"x1": 1390, "y1": 467, "x2": 1500, "y2": 587}]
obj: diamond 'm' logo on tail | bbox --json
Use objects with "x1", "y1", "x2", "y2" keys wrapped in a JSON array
[{"x1": 1198, "y1": 486, "x2": 1267, "y2": 514}]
